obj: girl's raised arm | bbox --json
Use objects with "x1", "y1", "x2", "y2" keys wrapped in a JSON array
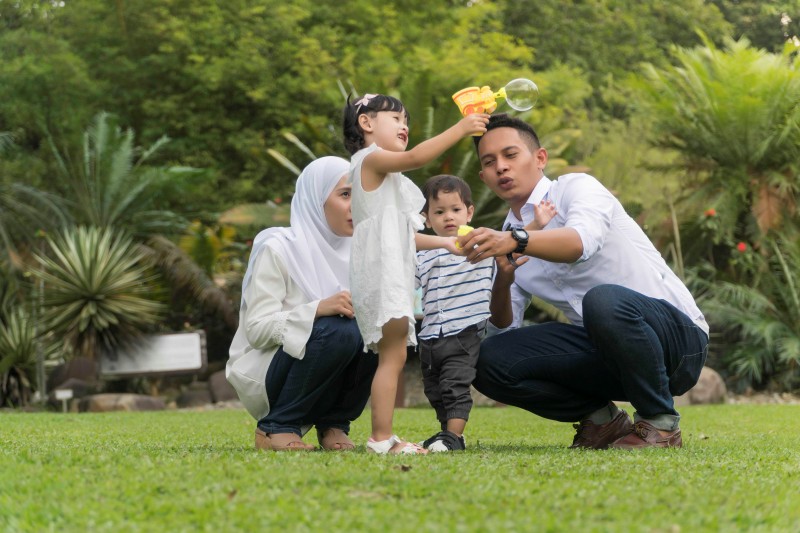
[{"x1": 364, "y1": 114, "x2": 489, "y2": 178}]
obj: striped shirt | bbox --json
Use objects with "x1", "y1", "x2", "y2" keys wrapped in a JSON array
[{"x1": 415, "y1": 249, "x2": 495, "y2": 340}]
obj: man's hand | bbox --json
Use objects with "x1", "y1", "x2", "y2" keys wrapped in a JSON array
[
  {"x1": 316, "y1": 290, "x2": 355, "y2": 319},
  {"x1": 457, "y1": 227, "x2": 517, "y2": 264},
  {"x1": 495, "y1": 253, "x2": 529, "y2": 285}
]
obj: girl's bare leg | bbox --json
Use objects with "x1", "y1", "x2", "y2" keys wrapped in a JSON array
[{"x1": 370, "y1": 317, "x2": 409, "y2": 441}]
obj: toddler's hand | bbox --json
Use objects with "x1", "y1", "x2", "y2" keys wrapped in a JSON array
[
  {"x1": 528, "y1": 199, "x2": 557, "y2": 230},
  {"x1": 443, "y1": 236, "x2": 462, "y2": 255},
  {"x1": 458, "y1": 113, "x2": 490, "y2": 137},
  {"x1": 454, "y1": 225, "x2": 474, "y2": 249}
]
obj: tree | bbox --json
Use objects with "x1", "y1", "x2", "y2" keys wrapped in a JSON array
[
  {"x1": 636, "y1": 35, "x2": 800, "y2": 243},
  {"x1": 48, "y1": 112, "x2": 187, "y2": 236},
  {"x1": 710, "y1": 0, "x2": 800, "y2": 53},
  {"x1": 635, "y1": 36, "x2": 800, "y2": 389},
  {"x1": 501, "y1": 0, "x2": 732, "y2": 115},
  {"x1": 47, "y1": 112, "x2": 239, "y2": 334}
]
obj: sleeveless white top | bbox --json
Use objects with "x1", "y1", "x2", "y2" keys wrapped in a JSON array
[{"x1": 349, "y1": 143, "x2": 425, "y2": 351}]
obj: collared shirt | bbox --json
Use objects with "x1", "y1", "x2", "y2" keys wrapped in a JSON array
[
  {"x1": 415, "y1": 250, "x2": 495, "y2": 340},
  {"x1": 504, "y1": 173, "x2": 709, "y2": 335}
]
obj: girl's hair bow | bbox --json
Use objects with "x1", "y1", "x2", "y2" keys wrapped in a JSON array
[{"x1": 354, "y1": 93, "x2": 378, "y2": 113}]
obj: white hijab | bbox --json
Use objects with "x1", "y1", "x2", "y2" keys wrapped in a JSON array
[{"x1": 242, "y1": 156, "x2": 351, "y2": 304}]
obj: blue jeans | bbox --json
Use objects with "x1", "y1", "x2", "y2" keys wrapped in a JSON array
[
  {"x1": 258, "y1": 316, "x2": 378, "y2": 436},
  {"x1": 475, "y1": 285, "x2": 708, "y2": 429}
]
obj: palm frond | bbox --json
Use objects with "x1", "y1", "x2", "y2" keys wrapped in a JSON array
[
  {"x1": 48, "y1": 112, "x2": 185, "y2": 235},
  {"x1": 141, "y1": 236, "x2": 238, "y2": 331}
]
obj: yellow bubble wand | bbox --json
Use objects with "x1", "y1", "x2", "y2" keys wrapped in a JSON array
[{"x1": 452, "y1": 78, "x2": 539, "y2": 116}]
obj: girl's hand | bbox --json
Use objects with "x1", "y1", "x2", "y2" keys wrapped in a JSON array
[
  {"x1": 458, "y1": 113, "x2": 490, "y2": 137},
  {"x1": 316, "y1": 290, "x2": 355, "y2": 319}
]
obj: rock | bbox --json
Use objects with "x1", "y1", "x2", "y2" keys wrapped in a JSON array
[
  {"x1": 208, "y1": 370, "x2": 238, "y2": 403},
  {"x1": 176, "y1": 387, "x2": 212, "y2": 408},
  {"x1": 674, "y1": 366, "x2": 727, "y2": 406},
  {"x1": 80, "y1": 393, "x2": 166, "y2": 412}
]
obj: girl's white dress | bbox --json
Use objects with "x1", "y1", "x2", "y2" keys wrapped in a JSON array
[{"x1": 349, "y1": 143, "x2": 425, "y2": 352}]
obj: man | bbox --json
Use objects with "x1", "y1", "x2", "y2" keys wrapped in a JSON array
[{"x1": 459, "y1": 114, "x2": 709, "y2": 449}]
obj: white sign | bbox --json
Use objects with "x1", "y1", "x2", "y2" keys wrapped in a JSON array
[
  {"x1": 100, "y1": 331, "x2": 207, "y2": 377},
  {"x1": 54, "y1": 389, "x2": 74, "y2": 400}
]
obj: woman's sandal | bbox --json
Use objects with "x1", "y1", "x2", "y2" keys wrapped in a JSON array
[
  {"x1": 366, "y1": 435, "x2": 428, "y2": 455},
  {"x1": 317, "y1": 428, "x2": 355, "y2": 451},
  {"x1": 255, "y1": 429, "x2": 315, "y2": 451}
]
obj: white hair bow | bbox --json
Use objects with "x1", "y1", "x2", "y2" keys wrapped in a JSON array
[{"x1": 354, "y1": 93, "x2": 378, "y2": 112}]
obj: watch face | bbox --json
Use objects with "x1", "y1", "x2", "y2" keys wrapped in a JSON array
[{"x1": 512, "y1": 229, "x2": 528, "y2": 240}]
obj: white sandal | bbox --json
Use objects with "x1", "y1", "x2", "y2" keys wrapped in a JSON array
[{"x1": 366, "y1": 435, "x2": 428, "y2": 455}]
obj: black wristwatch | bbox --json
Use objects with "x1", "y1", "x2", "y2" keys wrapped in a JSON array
[
  {"x1": 509, "y1": 228, "x2": 529, "y2": 253},
  {"x1": 506, "y1": 228, "x2": 529, "y2": 266}
]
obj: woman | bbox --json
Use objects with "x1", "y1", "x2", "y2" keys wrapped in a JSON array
[{"x1": 227, "y1": 156, "x2": 377, "y2": 451}]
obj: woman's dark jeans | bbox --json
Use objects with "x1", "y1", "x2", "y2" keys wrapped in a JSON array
[
  {"x1": 474, "y1": 285, "x2": 708, "y2": 427},
  {"x1": 258, "y1": 316, "x2": 377, "y2": 436}
]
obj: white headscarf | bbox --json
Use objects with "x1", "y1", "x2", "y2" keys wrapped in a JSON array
[{"x1": 242, "y1": 156, "x2": 351, "y2": 304}]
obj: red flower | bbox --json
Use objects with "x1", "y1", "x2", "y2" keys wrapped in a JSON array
[
  {"x1": 273, "y1": 197, "x2": 283, "y2": 204},
  {"x1": 736, "y1": 242, "x2": 747, "y2": 253},
  {"x1": 704, "y1": 208, "x2": 716, "y2": 217}
]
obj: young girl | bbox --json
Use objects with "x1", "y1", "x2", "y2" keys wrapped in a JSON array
[{"x1": 342, "y1": 93, "x2": 489, "y2": 454}]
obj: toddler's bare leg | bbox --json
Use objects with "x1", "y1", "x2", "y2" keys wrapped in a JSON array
[{"x1": 446, "y1": 418, "x2": 467, "y2": 436}]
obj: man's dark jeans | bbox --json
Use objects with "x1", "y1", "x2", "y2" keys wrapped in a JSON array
[
  {"x1": 258, "y1": 316, "x2": 377, "y2": 436},
  {"x1": 474, "y1": 284, "x2": 708, "y2": 426}
]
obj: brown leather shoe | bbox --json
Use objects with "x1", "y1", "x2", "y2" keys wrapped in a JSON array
[
  {"x1": 609, "y1": 420, "x2": 682, "y2": 449},
  {"x1": 569, "y1": 409, "x2": 633, "y2": 449}
]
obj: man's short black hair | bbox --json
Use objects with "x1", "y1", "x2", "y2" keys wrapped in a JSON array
[
  {"x1": 473, "y1": 113, "x2": 541, "y2": 153},
  {"x1": 421, "y1": 174, "x2": 473, "y2": 214}
]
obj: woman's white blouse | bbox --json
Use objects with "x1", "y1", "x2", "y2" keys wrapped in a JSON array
[{"x1": 226, "y1": 246, "x2": 319, "y2": 421}]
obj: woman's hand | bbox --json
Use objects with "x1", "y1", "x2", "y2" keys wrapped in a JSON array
[{"x1": 316, "y1": 290, "x2": 355, "y2": 319}]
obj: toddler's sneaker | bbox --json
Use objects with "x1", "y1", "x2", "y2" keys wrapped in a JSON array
[{"x1": 421, "y1": 430, "x2": 466, "y2": 452}]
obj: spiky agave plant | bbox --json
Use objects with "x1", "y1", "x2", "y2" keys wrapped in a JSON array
[
  {"x1": 33, "y1": 226, "x2": 165, "y2": 360},
  {"x1": 0, "y1": 307, "x2": 37, "y2": 406}
]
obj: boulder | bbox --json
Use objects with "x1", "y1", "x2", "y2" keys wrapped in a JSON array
[
  {"x1": 80, "y1": 393, "x2": 166, "y2": 412},
  {"x1": 674, "y1": 366, "x2": 727, "y2": 406},
  {"x1": 176, "y1": 387, "x2": 212, "y2": 408},
  {"x1": 208, "y1": 370, "x2": 238, "y2": 403}
]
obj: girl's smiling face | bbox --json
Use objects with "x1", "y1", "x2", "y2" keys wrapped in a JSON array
[{"x1": 359, "y1": 110, "x2": 409, "y2": 152}]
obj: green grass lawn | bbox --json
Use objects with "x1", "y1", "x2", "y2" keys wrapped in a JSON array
[{"x1": 2, "y1": 405, "x2": 799, "y2": 532}]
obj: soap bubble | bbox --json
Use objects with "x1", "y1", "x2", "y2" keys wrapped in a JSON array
[{"x1": 504, "y1": 78, "x2": 539, "y2": 111}]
